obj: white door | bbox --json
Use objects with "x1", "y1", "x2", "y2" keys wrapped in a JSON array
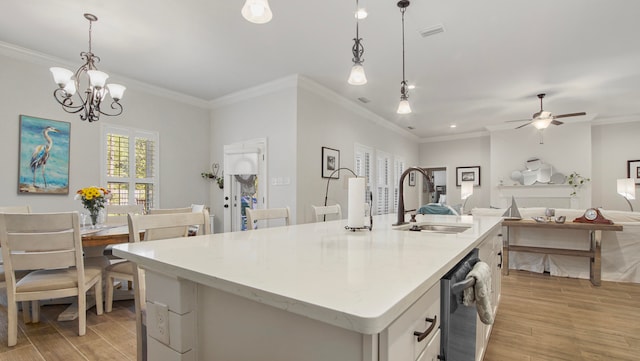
[{"x1": 223, "y1": 139, "x2": 267, "y2": 232}]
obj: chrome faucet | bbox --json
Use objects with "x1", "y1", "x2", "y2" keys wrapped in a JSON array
[{"x1": 394, "y1": 167, "x2": 430, "y2": 226}]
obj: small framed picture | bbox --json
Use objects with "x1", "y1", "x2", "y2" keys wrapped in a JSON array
[
  {"x1": 408, "y1": 171, "x2": 416, "y2": 186},
  {"x1": 628, "y1": 160, "x2": 640, "y2": 184},
  {"x1": 456, "y1": 166, "x2": 480, "y2": 187},
  {"x1": 322, "y1": 147, "x2": 340, "y2": 179}
]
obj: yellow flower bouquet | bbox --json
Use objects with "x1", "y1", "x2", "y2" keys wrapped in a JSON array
[{"x1": 75, "y1": 186, "x2": 111, "y2": 226}]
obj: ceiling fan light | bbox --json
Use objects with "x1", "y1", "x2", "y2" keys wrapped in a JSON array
[
  {"x1": 397, "y1": 99, "x2": 412, "y2": 114},
  {"x1": 241, "y1": 0, "x2": 273, "y2": 24},
  {"x1": 348, "y1": 64, "x2": 367, "y2": 85},
  {"x1": 532, "y1": 118, "x2": 552, "y2": 130}
]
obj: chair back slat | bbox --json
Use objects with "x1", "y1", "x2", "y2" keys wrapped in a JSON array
[
  {"x1": 0, "y1": 205, "x2": 32, "y2": 214},
  {"x1": 106, "y1": 204, "x2": 145, "y2": 225},
  {"x1": 246, "y1": 207, "x2": 290, "y2": 230},
  {"x1": 7, "y1": 230, "x2": 75, "y2": 252},
  {"x1": 128, "y1": 209, "x2": 210, "y2": 243},
  {"x1": 147, "y1": 207, "x2": 192, "y2": 215},
  {"x1": 11, "y1": 250, "x2": 76, "y2": 271}
]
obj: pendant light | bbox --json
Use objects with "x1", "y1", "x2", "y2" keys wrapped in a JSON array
[
  {"x1": 241, "y1": 0, "x2": 273, "y2": 24},
  {"x1": 348, "y1": 0, "x2": 367, "y2": 85},
  {"x1": 397, "y1": 0, "x2": 411, "y2": 114}
]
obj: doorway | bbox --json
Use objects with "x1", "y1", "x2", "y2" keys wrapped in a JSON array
[
  {"x1": 223, "y1": 138, "x2": 267, "y2": 232},
  {"x1": 420, "y1": 167, "x2": 447, "y2": 205}
]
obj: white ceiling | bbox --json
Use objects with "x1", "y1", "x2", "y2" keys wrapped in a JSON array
[{"x1": 2, "y1": 0, "x2": 640, "y2": 140}]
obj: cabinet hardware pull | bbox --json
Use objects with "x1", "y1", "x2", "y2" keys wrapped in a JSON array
[
  {"x1": 413, "y1": 315, "x2": 437, "y2": 342},
  {"x1": 498, "y1": 251, "x2": 503, "y2": 268}
]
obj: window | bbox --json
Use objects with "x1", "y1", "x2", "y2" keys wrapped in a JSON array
[
  {"x1": 376, "y1": 151, "x2": 391, "y2": 215},
  {"x1": 102, "y1": 125, "x2": 159, "y2": 211},
  {"x1": 354, "y1": 144, "x2": 373, "y2": 205},
  {"x1": 393, "y1": 158, "x2": 406, "y2": 213}
]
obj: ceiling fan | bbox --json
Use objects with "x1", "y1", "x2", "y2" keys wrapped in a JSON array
[{"x1": 507, "y1": 93, "x2": 586, "y2": 130}]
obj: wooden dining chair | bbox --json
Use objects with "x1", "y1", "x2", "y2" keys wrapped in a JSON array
[
  {"x1": 245, "y1": 207, "x2": 290, "y2": 230},
  {"x1": 311, "y1": 204, "x2": 342, "y2": 222},
  {"x1": 105, "y1": 209, "x2": 210, "y2": 361},
  {"x1": 0, "y1": 206, "x2": 33, "y2": 322},
  {"x1": 0, "y1": 212, "x2": 103, "y2": 347}
]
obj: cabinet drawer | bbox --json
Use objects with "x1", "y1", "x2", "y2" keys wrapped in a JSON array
[
  {"x1": 416, "y1": 329, "x2": 441, "y2": 361},
  {"x1": 381, "y1": 283, "x2": 441, "y2": 361}
]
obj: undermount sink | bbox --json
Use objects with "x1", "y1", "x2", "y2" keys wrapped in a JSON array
[{"x1": 398, "y1": 223, "x2": 471, "y2": 234}]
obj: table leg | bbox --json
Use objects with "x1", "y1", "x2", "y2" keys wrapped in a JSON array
[{"x1": 590, "y1": 230, "x2": 602, "y2": 286}]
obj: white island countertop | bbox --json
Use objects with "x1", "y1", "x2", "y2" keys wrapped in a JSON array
[{"x1": 113, "y1": 214, "x2": 502, "y2": 335}]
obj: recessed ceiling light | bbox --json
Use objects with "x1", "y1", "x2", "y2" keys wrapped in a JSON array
[
  {"x1": 357, "y1": 97, "x2": 370, "y2": 103},
  {"x1": 419, "y1": 24, "x2": 445, "y2": 38},
  {"x1": 450, "y1": 124, "x2": 457, "y2": 128}
]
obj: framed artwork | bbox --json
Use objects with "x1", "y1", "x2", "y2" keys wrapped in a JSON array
[
  {"x1": 628, "y1": 160, "x2": 640, "y2": 184},
  {"x1": 18, "y1": 115, "x2": 70, "y2": 194},
  {"x1": 456, "y1": 166, "x2": 480, "y2": 187},
  {"x1": 322, "y1": 147, "x2": 340, "y2": 179},
  {"x1": 408, "y1": 171, "x2": 416, "y2": 186}
]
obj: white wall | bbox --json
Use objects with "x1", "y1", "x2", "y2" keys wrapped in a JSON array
[
  {"x1": 592, "y1": 121, "x2": 640, "y2": 210},
  {"x1": 0, "y1": 51, "x2": 211, "y2": 213},
  {"x1": 209, "y1": 77, "x2": 298, "y2": 232},
  {"x1": 296, "y1": 79, "x2": 420, "y2": 224},
  {"x1": 490, "y1": 123, "x2": 592, "y2": 209},
  {"x1": 419, "y1": 136, "x2": 491, "y2": 211}
]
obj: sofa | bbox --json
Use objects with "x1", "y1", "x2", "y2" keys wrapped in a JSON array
[{"x1": 472, "y1": 207, "x2": 640, "y2": 284}]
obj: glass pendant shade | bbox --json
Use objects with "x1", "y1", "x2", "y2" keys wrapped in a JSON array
[
  {"x1": 50, "y1": 67, "x2": 73, "y2": 87},
  {"x1": 355, "y1": 8, "x2": 368, "y2": 19},
  {"x1": 397, "y1": 98, "x2": 412, "y2": 114},
  {"x1": 87, "y1": 70, "x2": 109, "y2": 88},
  {"x1": 106, "y1": 84, "x2": 126, "y2": 101},
  {"x1": 532, "y1": 118, "x2": 552, "y2": 130},
  {"x1": 63, "y1": 81, "x2": 77, "y2": 97},
  {"x1": 242, "y1": 0, "x2": 273, "y2": 24},
  {"x1": 348, "y1": 64, "x2": 367, "y2": 85}
]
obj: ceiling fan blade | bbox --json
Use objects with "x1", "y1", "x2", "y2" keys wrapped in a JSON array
[
  {"x1": 505, "y1": 118, "x2": 532, "y2": 123},
  {"x1": 551, "y1": 120, "x2": 564, "y2": 126},
  {"x1": 554, "y1": 112, "x2": 586, "y2": 119},
  {"x1": 515, "y1": 122, "x2": 531, "y2": 129}
]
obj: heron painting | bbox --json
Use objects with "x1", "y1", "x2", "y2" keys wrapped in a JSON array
[{"x1": 18, "y1": 115, "x2": 70, "y2": 194}]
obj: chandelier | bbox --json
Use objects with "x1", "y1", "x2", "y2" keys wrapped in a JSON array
[
  {"x1": 397, "y1": 0, "x2": 411, "y2": 114},
  {"x1": 50, "y1": 13, "x2": 125, "y2": 123},
  {"x1": 241, "y1": 0, "x2": 273, "y2": 24},
  {"x1": 348, "y1": 0, "x2": 367, "y2": 85}
]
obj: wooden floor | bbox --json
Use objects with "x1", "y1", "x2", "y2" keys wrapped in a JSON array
[
  {"x1": 0, "y1": 298, "x2": 136, "y2": 361},
  {"x1": 484, "y1": 270, "x2": 640, "y2": 361},
  {"x1": 0, "y1": 271, "x2": 638, "y2": 360}
]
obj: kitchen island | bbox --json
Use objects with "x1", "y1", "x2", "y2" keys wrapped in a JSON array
[{"x1": 113, "y1": 213, "x2": 502, "y2": 361}]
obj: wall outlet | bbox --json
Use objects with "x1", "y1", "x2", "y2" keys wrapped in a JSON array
[{"x1": 148, "y1": 301, "x2": 170, "y2": 345}]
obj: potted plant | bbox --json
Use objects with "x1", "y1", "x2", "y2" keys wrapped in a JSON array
[{"x1": 567, "y1": 172, "x2": 590, "y2": 196}]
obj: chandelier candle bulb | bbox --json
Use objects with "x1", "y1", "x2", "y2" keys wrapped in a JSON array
[{"x1": 348, "y1": 177, "x2": 365, "y2": 228}]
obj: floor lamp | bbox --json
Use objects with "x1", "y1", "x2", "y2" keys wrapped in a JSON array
[{"x1": 617, "y1": 178, "x2": 635, "y2": 212}]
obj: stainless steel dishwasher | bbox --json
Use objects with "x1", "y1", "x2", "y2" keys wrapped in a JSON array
[{"x1": 440, "y1": 248, "x2": 479, "y2": 361}]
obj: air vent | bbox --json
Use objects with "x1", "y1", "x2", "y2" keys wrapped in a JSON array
[
  {"x1": 358, "y1": 97, "x2": 370, "y2": 104},
  {"x1": 407, "y1": 126, "x2": 415, "y2": 130},
  {"x1": 419, "y1": 24, "x2": 445, "y2": 38}
]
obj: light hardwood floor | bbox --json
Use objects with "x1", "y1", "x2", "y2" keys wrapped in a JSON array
[
  {"x1": 485, "y1": 270, "x2": 640, "y2": 361},
  {"x1": 0, "y1": 271, "x2": 638, "y2": 360}
]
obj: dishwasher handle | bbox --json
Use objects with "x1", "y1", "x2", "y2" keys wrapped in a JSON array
[
  {"x1": 413, "y1": 315, "x2": 437, "y2": 342},
  {"x1": 451, "y1": 278, "x2": 475, "y2": 294}
]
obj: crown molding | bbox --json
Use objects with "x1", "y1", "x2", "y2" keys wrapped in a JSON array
[
  {"x1": 0, "y1": 40, "x2": 211, "y2": 109},
  {"x1": 419, "y1": 130, "x2": 490, "y2": 143},
  {"x1": 297, "y1": 75, "x2": 420, "y2": 142},
  {"x1": 209, "y1": 75, "x2": 298, "y2": 109}
]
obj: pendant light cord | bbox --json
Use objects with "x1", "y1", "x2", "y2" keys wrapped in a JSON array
[{"x1": 401, "y1": 6, "x2": 406, "y2": 84}]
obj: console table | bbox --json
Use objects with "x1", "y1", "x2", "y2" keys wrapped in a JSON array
[{"x1": 502, "y1": 219, "x2": 623, "y2": 286}]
